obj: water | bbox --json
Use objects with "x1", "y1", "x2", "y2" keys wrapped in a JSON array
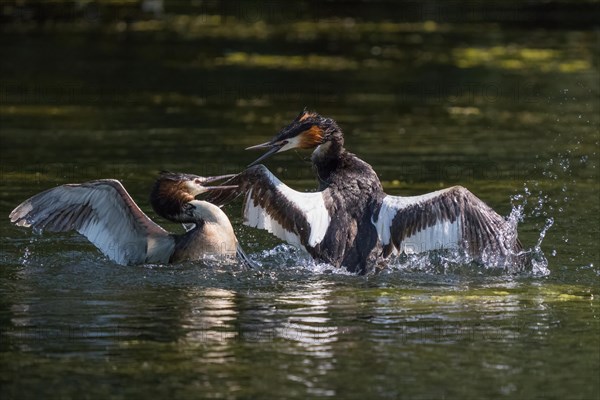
[{"x1": 1, "y1": 10, "x2": 599, "y2": 400}]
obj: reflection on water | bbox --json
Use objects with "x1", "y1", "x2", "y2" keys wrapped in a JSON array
[
  {"x1": 274, "y1": 282, "x2": 337, "y2": 357},
  {"x1": 1, "y1": 257, "x2": 598, "y2": 398},
  {"x1": 181, "y1": 288, "x2": 238, "y2": 363}
]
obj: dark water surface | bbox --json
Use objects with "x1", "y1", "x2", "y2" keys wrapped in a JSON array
[{"x1": 1, "y1": 13, "x2": 599, "y2": 400}]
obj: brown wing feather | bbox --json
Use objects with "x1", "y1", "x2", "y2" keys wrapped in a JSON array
[
  {"x1": 10, "y1": 180, "x2": 172, "y2": 265},
  {"x1": 379, "y1": 186, "x2": 522, "y2": 259},
  {"x1": 207, "y1": 165, "x2": 328, "y2": 249}
]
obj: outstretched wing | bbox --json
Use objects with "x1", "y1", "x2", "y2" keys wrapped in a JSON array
[
  {"x1": 208, "y1": 165, "x2": 330, "y2": 251},
  {"x1": 373, "y1": 186, "x2": 522, "y2": 258},
  {"x1": 9, "y1": 179, "x2": 174, "y2": 265}
]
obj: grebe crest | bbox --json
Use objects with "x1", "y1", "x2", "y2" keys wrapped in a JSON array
[{"x1": 246, "y1": 109, "x2": 344, "y2": 166}]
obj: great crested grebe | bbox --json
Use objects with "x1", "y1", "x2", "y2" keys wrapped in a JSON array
[
  {"x1": 10, "y1": 172, "x2": 253, "y2": 266},
  {"x1": 210, "y1": 109, "x2": 524, "y2": 274}
]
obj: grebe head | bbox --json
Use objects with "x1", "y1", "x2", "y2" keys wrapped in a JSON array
[
  {"x1": 150, "y1": 172, "x2": 236, "y2": 221},
  {"x1": 246, "y1": 109, "x2": 343, "y2": 166}
]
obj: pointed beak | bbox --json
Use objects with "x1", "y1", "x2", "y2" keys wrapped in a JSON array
[
  {"x1": 201, "y1": 185, "x2": 238, "y2": 191},
  {"x1": 200, "y1": 174, "x2": 238, "y2": 191},
  {"x1": 202, "y1": 174, "x2": 236, "y2": 184},
  {"x1": 246, "y1": 141, "x2": 286, "y2": 167}
]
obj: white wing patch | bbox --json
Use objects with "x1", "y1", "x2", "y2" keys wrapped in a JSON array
[
  {"x1": 245, "y1": 192, "x2": 302, "y2": 248},
  {"x1": 393, "y1": 219, "x2": 461, "y2": 255},
  {"x1": 374, "y1": 189, "x2": 462, "y2": 255},
  {"x1": 243, "y1": 170, "x2": 330, "y2": 249}
]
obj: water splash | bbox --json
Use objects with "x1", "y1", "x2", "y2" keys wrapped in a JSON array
[
  {"x1": 250, "y1": 240, "x2": 548, "y2": 278},
  {"x1": 506, "y1": 183, "x2": 554, "y2": 276},
  {"x1": 19, "y1": 246, "x2": 32, "y2": 265},
  {"x1": 506, "y1": 118, "x2": 598, "y2": 274},
  {"x1": 18, "y1": 237, "x2": 39, "y2": 266},
  {"x1": 256, "y1": 244, "x2": 355, "y2": 276},
  {"x1": 535, "y1": 217, "x2": 554, "y2": 250}
]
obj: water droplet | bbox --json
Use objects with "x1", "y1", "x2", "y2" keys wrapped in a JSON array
[{"x1": 535, "y1": 217, "x2": 554, "y2": 249}]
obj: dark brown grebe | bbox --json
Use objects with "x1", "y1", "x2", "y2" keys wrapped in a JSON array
[
  {"x1": 10, "y1": 172, "x2": 253, "y2": 266},
  {"x1": 211, "y1": 109, "x2": 523, "y2": 274}
]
